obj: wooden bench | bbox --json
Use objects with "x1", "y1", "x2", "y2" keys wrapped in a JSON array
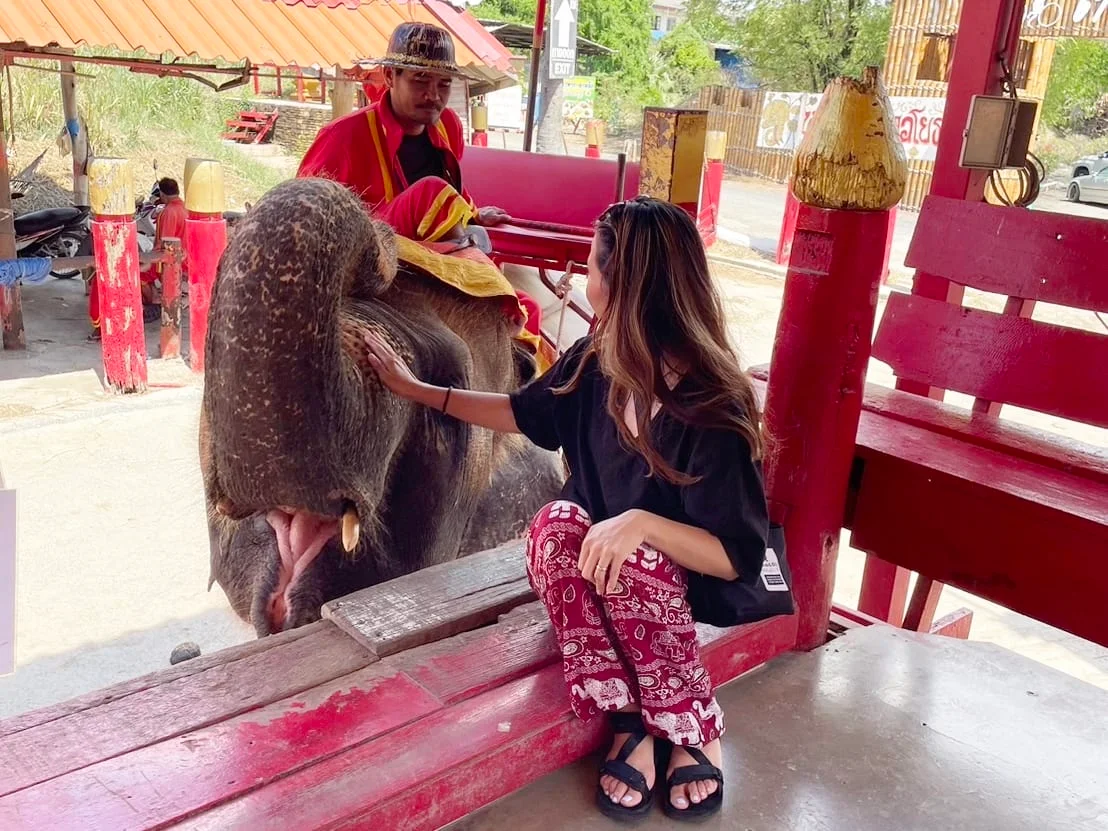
[
  {"x1": 461, "y1": 147, "x2": 641, "y2": 273},
  {"x1": 850, "y1": 195, "x2": 1108, "y2": 646},
  {"x1": 223, "y1": 110, "x2": 279, "y2": 144}
]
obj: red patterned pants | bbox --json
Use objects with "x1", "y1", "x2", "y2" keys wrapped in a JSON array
[{"x1": 526, "y1": 501, "x2": 724, "y2": 746}]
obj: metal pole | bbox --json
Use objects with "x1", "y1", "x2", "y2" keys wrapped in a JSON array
[
  {"x1": 614, "y1": 153, "x2": 627, "y2": 203},
  {"x1": 522, "y1": 0, "x2": 548, "y2": 153}
]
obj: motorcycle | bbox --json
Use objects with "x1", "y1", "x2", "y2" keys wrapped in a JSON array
[{"x1": 14, "y1": 205, "x2": 93, "y2": 279}]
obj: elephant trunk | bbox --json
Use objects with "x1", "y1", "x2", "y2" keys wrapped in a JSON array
[{"x1": 202, "y1": 178, "x2": 397, "y2": 523}]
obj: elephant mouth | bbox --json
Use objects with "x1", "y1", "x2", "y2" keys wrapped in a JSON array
[{"x1": 265, "y1": 508, "x2": 341, "y2": 632}]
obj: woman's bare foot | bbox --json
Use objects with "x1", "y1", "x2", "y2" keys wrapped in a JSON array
[
  {"x1": 600, "y1": 709, "x2": 655, "y2": 808},
  {"x1": 668, "y1": 738, "x2": 723, "y2": 810}
]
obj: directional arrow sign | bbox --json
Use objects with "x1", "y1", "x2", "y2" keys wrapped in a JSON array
[{"x1": 548, "y1": 0, "x2": 578, "y2": 79}]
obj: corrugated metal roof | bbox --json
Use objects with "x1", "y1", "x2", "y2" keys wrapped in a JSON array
[{"x1": 0, "y1": 0, "x2": 515, "y2": 88}]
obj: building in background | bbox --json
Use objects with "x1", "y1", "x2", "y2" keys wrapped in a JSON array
[{"x1": 652, "y1": 0, "x2": 686, "y2": 38}]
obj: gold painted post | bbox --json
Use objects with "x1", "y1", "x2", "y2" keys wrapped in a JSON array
[{"x1": 638, "y1": 108, "x2": 708, "y2": 217}]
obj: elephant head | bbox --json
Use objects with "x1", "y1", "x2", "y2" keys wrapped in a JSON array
[{"x1": 200, "y1": 178, "x2": 561, "y2": 636}]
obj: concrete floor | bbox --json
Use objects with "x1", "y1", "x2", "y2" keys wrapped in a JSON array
[{"x1": 452, "y1": 625, "x2": 1108, "y2": 831}]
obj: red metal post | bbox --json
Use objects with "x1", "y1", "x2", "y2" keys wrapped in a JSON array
[
  {"x1": 183, "y1": 159, "x2": 227, "y2": 373},
  {"x1": 89, "y1": 158, "x2": 147, "y2": 393},
  {"x1": 159, "y1": 238, "x2": 183, "y2": 359},
  {"x1": 764, "y1": 206, "x2": 891, "y2": 649},
  {"x1": 521, "y1": 0, "x2": 548, "y2": 152},
  {"x1": 585, "y1": 121, "x2": 604, "y2": 158}
]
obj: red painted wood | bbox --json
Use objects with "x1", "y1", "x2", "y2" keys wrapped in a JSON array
[
  {"x1": 903, "y1": 0, "x2": 1025, "y2": 397},
  {"x1": 389, "y1": 602, "x2": 558, "y2": 704},
  {"x1": 486, "y1": 224, "x2": 592, "y2": 272},
  {"x1": 698, "y1": 159, "x2": 724, "y2": 246},
  {"x1": 907, "y1": 196, "x2": 1108, "y2": 312},
  {"x1": 0, "y1": 669, "x2": 440, "y2": 830},
  {"x1": 874, "y1": 293, "x2": 1108, "y2": 428},
  {"x1": 930, "y1": 608, "x2": 974, "y2": 640},
  {"x1": 858, "y1": 557, "x2": 909, "y2": 626},
  {"x1": 852, "y1": 415, "x2": 1108, "y2": 646},
  {"x1": 764, "y1": 204, "x2": 892, "y2": 649},
  {"x1": 91, "y1": 216, "x2": 147, "y2": 392},
  {"x1": 174, "y1": 614, "x2": 797, "y2": 831},
  {"x1": 0, "y1": 621, "x2": 335, "y2": 738},
  {"x1": 159, "y1": 238, "x2": 183, "y2": 359},
  {"x1": 462, "y1": 147, "x2": 640, "y2": 229},
  {"x1": 185, "y1": 214, "x2": 227, "y2": 373},
  {"x1": 0, "y1": 622, "x2": 372, "y2": 796},
  {"x1": 902, "y1": 577, "x2": 942, "y2": 632},
  {"x1": 862, "y1": 381, "x2": 1108, "y2": 485}
]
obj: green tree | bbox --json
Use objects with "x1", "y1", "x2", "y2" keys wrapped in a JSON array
[
  {"x1": 1042, "y1": 39, "x2": 1108, "y2": 134},
  {"x1": 730, "y1": 0, "x2": 891, "y2": 92},
  {"x1": 654, "y1": 25, "x2": 723, "y2": 106}
]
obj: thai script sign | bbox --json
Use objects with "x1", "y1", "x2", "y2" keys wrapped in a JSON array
[{"x1": 757, "y1": 92, "x2": 945, "y2": 162}]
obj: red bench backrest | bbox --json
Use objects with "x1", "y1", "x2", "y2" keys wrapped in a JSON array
[
  {"x1": 461, "y1": 147, "x2": 641, "y2": 228},
  {"x1": 875, "y1": 195, "x2": 1108, "y2": 429}
]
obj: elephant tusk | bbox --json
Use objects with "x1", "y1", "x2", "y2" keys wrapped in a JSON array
[{"x1": 342, "y1": 507, "x2": 361, "y2": 553}]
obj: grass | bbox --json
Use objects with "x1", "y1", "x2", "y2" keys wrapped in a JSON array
[
  {"x1": 5, "y1": 50, "x2": 291, "y2": 209},
  {"x1": 1034, "y1": 129, "x2": 1108, "y2": 182}
]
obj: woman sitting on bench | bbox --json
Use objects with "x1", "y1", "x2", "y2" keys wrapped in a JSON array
[{"x1": 364, "y1": 196, "x2": 769, "y2": 822}]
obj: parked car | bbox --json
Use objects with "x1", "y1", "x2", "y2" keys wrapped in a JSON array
[
  {"x1": 1067, "y1": 168, "x2": 1108, "y2": 205},
  {"x1": 1070, "y1": 151, "x2": 1108, "y2": 179}
]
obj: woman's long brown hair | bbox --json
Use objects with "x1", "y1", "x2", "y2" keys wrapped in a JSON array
[{"x1": 556, "y1": 197, "x2": 764, "y2": 484}]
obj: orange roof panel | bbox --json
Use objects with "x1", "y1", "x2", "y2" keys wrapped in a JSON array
[{"x1": 0, "y1": 0, "x2": 514, "y2": 87}]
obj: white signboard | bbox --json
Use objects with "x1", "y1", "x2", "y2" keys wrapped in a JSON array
[
  {"x1": 486, "y1": 85, "x2": 524, "y2": 131},
  {"x1": 756, "y1": 91, "x2": 945, "y2": 162},
  {"x1": 1, "y1": 483, "x2": 14, "y2": 676},
  {"x1": 548, "y1": 0, "x2": 579, "y2": 79}
]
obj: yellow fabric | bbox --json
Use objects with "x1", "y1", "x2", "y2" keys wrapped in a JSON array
[
  {"x1": 396, "y1": 236, "x2": 518, "y2": 303},
  {"x1": 365, "y1": 110, "x2": 396, "y2": 203},
  {"x1": 395, "y1": 236, "x2": 554, "y2": 376},
  {"x1": 425, "y1": 197, "x2": 476, "y2": 243},
  {"x1": 416, "y1": 186, "x2": 457, "y2": 238}
]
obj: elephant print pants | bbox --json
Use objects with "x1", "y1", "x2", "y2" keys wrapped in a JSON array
[{"x1": 525, "y1": 501, "x2": 724, "y2": 747}]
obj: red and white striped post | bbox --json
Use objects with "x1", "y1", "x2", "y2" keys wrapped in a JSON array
[
  {"x1": 89, "y1": 158, "x2": 146, "y2": 393},
  {"x1": 183, "y1": 158, "x2": 226, "y2": 373}
]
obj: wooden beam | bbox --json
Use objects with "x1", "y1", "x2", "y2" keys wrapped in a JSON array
[
  {"x1": 0, "y1": 57, "x2": 25, "y2": 351},
  {"x1": 59, "y1": 59, "x2": 89, "y2": 207}
]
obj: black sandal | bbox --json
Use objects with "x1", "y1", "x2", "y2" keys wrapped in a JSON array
[
  {"x1": 662, "y1": 746, "x2": 724, "y2": 822},
  {"x1": 596, "y1": 712, "x2": 655, "y2": 823}
]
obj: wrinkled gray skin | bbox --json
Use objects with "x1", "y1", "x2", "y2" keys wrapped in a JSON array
[{"x1": 200, "y1": 178, "x2": 563, "y2": 637}]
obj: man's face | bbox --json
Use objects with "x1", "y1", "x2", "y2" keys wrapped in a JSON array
[{"x1": 386, "y1": 68, "x2": 453, "y2": 126}]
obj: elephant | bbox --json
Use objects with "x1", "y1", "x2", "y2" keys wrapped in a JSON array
[{"x1": 198, "y1": 177, "x2": 564, "y2": 637}]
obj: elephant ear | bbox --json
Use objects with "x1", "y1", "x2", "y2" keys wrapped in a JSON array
[{"x1": 347, "y1": 219, "x2": 398, "y2": 300}]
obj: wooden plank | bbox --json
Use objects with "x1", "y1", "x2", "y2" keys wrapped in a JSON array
[
  {"x1": 0, "y1": 621, "x2": 373, "y2": 796},
  {"x1": 389, "y1": 602, "x2": 558, "y2": 704},
  {"x1": 175, "y1": 614, "x2": 798, "y2": 831},
  {"x1": 907, "y1": 195, "x2": 1108, "y2": 312},
  {"x1": 323, "y1": 540, "x2": 534, "y2": 658},
  {"x1": 0, "y1": 620, "x2": 339, "y2": 738},
  {"x1": 861, "y1": 383, "x2": 1108, "y2": 485},
  {"x1": 874, "y1": 292, "x2": 1108, "y2": 428},
  {"x1": 852, "y1": 418, "x2": 1108, "y2": 646},
  {"x1": 0, "y1": 667, "x2": 441, "y2": 830}
]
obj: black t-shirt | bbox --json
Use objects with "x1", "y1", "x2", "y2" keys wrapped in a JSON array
[
  {"x1": 509, "y1": 336, "x2": 770, "y2": 625},
  {"x1": 396, "y1": 130, "x2": 449, "y2": 187}
]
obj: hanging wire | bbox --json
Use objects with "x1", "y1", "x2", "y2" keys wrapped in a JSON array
[{"x1": 987, "y1": 55, "x2": 1042, "y2": 208}]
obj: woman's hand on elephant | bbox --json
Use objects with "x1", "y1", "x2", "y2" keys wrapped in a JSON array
[
  {"x1": 365, "y1": 331, "x2": 422, "y2": 399},
  {"x1": 579, "y1": 510, "x2": 650, "y2": 595}
]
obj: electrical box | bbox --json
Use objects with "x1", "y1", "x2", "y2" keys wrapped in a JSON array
[{"x1": 960, "y1": 95, "x2": 1038, "y2": 170}]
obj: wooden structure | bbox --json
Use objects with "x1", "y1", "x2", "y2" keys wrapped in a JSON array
[
  {"x1": 222, "y1": 110, "x2": 281, "y2": 144},
  {"x1": 1, "y1": 0, "x2": 1106, "y2": 826},
  {"x1": 700, "y1": 0, "x2": 1069, "y2": 209}
]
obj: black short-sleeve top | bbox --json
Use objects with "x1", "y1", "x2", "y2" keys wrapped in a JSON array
[{"x1": 509, "y1": 336, "x2": 769, "y2": 625}]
